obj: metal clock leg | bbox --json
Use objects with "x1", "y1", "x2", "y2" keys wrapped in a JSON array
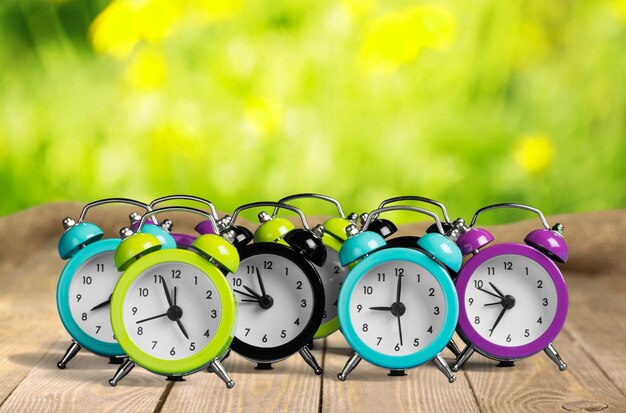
[
  {"x1": 447, "y1": 338, "x2": 461, "y2": 357},
  {"x1": 57, "y1": 340, "x2": 81, "y2": 369},
  {"x1": 451, "y1": 344, "x2": 475, "y2": 372},
  {"x1": 299, "y1": 347, "x2": 323, "y2": 375},
  {"x1": 210, "y1": 359, "x2": 235, "y2": 389},
  {"x1": 432, "y1": 353, "x2": 456, "y2": 383},
  {"x1": 109, "y1": 359, "x2": 135, "y2": 387},
  {"x1": 544, "y1": 343, "x2": 567, "y2": 371},
  {"x1": 337, "y1": 352, "x2": 362, "y2": 381}
]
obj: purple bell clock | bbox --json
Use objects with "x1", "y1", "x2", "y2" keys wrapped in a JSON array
[{"x1": 451, "y1": 203, "x2": 569, "y2": 372}]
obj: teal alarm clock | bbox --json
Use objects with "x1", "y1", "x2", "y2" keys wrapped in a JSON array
[
  {"x1": 336, "y1": 205, "x2": 461, "y2": 382},
  {"x1": 56, "y1": 198, "x2": 174, "y2": 369}
]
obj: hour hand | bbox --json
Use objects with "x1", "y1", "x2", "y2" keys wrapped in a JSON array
[
  {"x1": 369, "y1": 306, "x2": 392, "y2": 311},
  {"x1": 90, "y1": 294, "x2": 112, "y2": 311}
]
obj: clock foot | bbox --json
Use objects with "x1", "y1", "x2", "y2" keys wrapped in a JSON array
[
  {"x1": 108, "y1": 357, "x2": 125, "y2": 365},
  {"x1": 166, "y1": 376, "x2": 185, "y2": 382},
  {"x1": 299, "y1": 347, "x2": 323, "y2": 375},
  {"x1": 496, "y1": 360, "x2": 515, "y2": 368},
  {"x1": 388, "y1": 369, "x2": 406, "y2": 377},
  {"x1": 337, "y1": 352, "x2": 362, "y2": 381},
  {"x1": 57, "y1": 341, "x2": 81, "y2": 369},
  {"x1": 447, "y1": 339, "x2": 461, "y2": 358},
  {"x1": 210, "y1": 359, "x2": 235, "y2": 389},
  {"x1": 109, "y1": 359, "x2": 135, "y2": 387},
  {"x1": 433, "y1": 353, "x2": 456, "y2": 383},
  {"x1": 544, "y1": 343, "x2": 567, "y2": 371},
  {"x1": 255, "y1": 363, "x2": 273, "y2": 370},
  {"x1": 451, "y1": 344, "x2": 475, "y2": 372}
]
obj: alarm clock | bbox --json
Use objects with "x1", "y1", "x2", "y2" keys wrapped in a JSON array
[
  {"x1": 108, "y1": 206, "x2": 238, "y2": 388},
  {"x1": 336, "y1": 205, "x2": 461, "y2": 382},
  {"x1": 148, "y1": 195, "x2": 219, "y2": 249},
  {"x1": 218, "y1": 201, "x2": 327, "y2": 374},
  {"x1": 260, "y1": 193, "x2": 357, "y2": 340},
  {"x1": 56, "y1": 198, "x2": 164, "y2": 369},
  {"x1": 450, "y1": 203, "x2": 568, "y2": 372}
]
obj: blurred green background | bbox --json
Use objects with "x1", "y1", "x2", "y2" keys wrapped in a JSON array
[{"x1": 0, "y1": 0, "x2": 625, "y2": 223}]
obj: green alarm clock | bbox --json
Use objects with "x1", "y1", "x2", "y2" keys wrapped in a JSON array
[{"x1": 108, "y1": 206, "x2": 239, "y2": 388}]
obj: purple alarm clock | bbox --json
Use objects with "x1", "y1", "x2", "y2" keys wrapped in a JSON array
[{"x1": 450, "y1": 203, "x2": 569, "y2": 372}]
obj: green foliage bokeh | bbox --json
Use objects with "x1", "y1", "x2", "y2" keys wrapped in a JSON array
[{"x1": 0, "y1": 0, "x2": 624, "y2": 223}]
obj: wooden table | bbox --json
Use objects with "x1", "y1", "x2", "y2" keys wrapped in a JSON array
[{"x1": 0, "y1": 204, "x2": 624, "y2": 412}]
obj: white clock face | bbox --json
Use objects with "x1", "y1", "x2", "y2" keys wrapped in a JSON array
[
  {"x1": 318, "y1": 247, "x2": 349, "y2": 323},
  {"x1": 349, "y1": 260, "x2": 447, "y2": 356},
  {"x1": 464, "y1": 254, "x2": 557, "y2": 347},
  {"x1": 122, "y1": 262, "x2": 222, "y2": 360},
  {"x1": 68, "y1": 251, "x2": 121, "y2": 343},
  {"x1": 226, "y1": 254, "x2": 314, "y2": 348}
]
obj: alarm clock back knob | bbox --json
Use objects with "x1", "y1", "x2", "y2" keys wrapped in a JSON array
[
  {"x1": 416, "y1": 233, "x2": 463, "y2": 272},
  {"x1": 192, "y1": 234, "x2": 240, "y2": 273},
  {"x1": 524, "y1": 224, "x2": 568, "y2": 263},
  {"x1": 58, "y1": 219, "x2": 104, "y2": 260},
  {"x1": 456, "y1": 227, "x2": 495, "y2": 256},
  {"x1": 194, "y1": 219, "x2": 217, "y2": 235},
  {"x1": 338, "y1": 226, "x2": 386, "y2": 266},
  {"x1": 283, "y1": 226, "x2": 328, "y2": 267}
]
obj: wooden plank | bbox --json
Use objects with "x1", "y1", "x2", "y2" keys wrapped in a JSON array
[
  {"x1": 0, "y1": 338, "x2": 169, "y2": 413},
  {"x1": 160, "y1": 345, "x2": 324, "y2": 412},
  {"x1": 321, "y1": 332, "x2": 481, "y2": 413}
]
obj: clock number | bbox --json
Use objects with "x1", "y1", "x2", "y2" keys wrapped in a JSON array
[
  {"x1": 474, "y1": 280, "x2": 483, "y2": 289},
  {"x1": 394, "y1": 343, "x2": 401, "y2": 352},
  {"x1": 395, "y1": 268, "x2": 404, "y2": 276},
  {"x1": 294, "y1": 318, "x2": 300, "y2": 326},
  {"x1": 537, "y1": 317, "x2": 543, "y2": 324},
  {"x1": 362, "y1": 286, "x2": 373, "y2": 295},
  {"x1": 206, "y1": 290, "x2": 213, "y2": 299},
  {"x1": 170, "y1": 347, "x2": 176, "y2": 356},
  {"x1": 131, "y1": 307, "x2": 138, "y2": 315},
  {"x1": 503, "y1": 262, "x2": 512, "y2": 271},
  {"x1": 362, "y1": 323, "x2": 368, "y2": 332},
  {"x1": 428, "y1": 288, "x2": 435, "y2": 297},
  {"x1": 524, "y1": 329, "x2": 530, "y2": 338},
  {"x1": 81, "y1": 312, "x2": 87, "y2": 321},
  {"x1": 525, "y1": 267, "x2": 529, "y2": 276},
  {"x1": 377, "y1": 273, "x2": 386, "y2": 282},
  {"x1": 204, "y1": 329, "x2": 210, "y2": 337},
  {"x1": 244, "y1": 328, "x2": 250, "y2": 336},
  {"x1": 95, "y1": 325, "x2": 101, "y2": 334},
  {"x1": 474, "y1": 316, "x2": 480, "y2": 324},
  {"x1": 96, "y1": 264, "x2": 104, "y2": 272},
  {"x1": 427, "y1": 325, "x2": 433, "y2": 334},
  {"x1": 417, "y1": 274, "x2": 421, "y2": 283},
  {"x1": 487, "y1": 267, "x2": 495, "y2": 275},
  {"x1": 262, "y1": 334, "x2": 268, "y2": 343},
  {"x1": 232, "y1": 278, "x2": 243, "y2": 287},
  {"x1": 542, "y1": 298, "x2": 548, "y2": 306},
  {"x1": 82, "y1": 276, "x2": 92, "y2": 285},
  {"x1": 171, "y1": 269, "x2": 181, "y2": 279},
  {"x1": 468, "y1": 298, "x2": 474, "y2": 306},
  {"x1": 376, "y1": 337, "x2": 382, "y2": 346},
  {"x1": 301, "y1": 299, "x2": 307, "y2": 308},
  {"x1": 194, "y1": 276, "x2": 198, "y2": 285},
  {"x1": 137, "y1": 327, "x2": 143, "y2": 335},
  {"x1": 506, "y1": 334, "x2": 512, "y2": 343},
  {"x1": 280, "y1": 330, "x2": 287, "y2": 339},
  {"x1": 537, "y1": 280, "x2": 543, "y2": 288},
  {"x1": 211, "y1": 310, "x2": 217, "y2": 318},
  {"x1": 434, "y1": 306, "x2": 440, "y2": 315},
  {"x1": 246, "y1": 266, "x2": 256, "y2": 274},
  {"x1": 263, "y1": 261, "x2": 273, "y2": 270},
  {"x1": 139, "y1": 288, "x2": 149, "y2": 297},
  {"x1": 152, "y1": 341, "x2": 157, "y2": 349},
  {"x1": 153, "y1": 275, "x2": 162, "y2": 284},
  {"x1": 356, "y1": 304, "x2": 362, "y2": 313},
  {"x1": 285, "y1": 267, "x2": 289, "y2": 276},
  {"x1": 413, "y1": 338, "x2": 420, "y2": 347},
  {"x1": 296, "y1": 281, "x2": 302, "y2": 290},
  {"x1": 189, "y1": 342, "x2": 196, "y2": 351},
  {"x1": 76, "y1": 294, "x2": 82, "y2": 302},
  {"x1": 334, "y1": 266, "x2": 340, "y2": 274}
]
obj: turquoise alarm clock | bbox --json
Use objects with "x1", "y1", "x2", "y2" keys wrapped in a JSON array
[
  {"x1": 56, "y1": 198, "x2": 173, "y2": 369},
  {"x1": 336, "y1": 205, "x2": 461, "y2": 382}
]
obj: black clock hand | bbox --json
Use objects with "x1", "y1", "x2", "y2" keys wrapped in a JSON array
[
  {"x1": 176, "y1": 318, "x2": 189, "y2": 340},
  {"x1": 256, "y1": 267, "x2": 267, "y2": 297},
  {"x1": 160, "y1": 276, "x2": 189, "y2": 339},
  {"x1": 484, "y1": 301, "x2": 504, "y2": 307},
  {"x1": 397, "y1": 315, "x2": 403, "y2": 346},
  {"x1": 477, "y1": 286, "x2": 501, "y2": 299},
  {"x1": 174, "y1": 286, "x2": 177, "y2": 306},
  {"x1": 136, "y1": 313, "x2": 168, "y2": 324},
  {"x1": 233, "y1": 288, "x2": 259, "y2": 300},
  {"x1": 160, "y1": 276, "x2": 174, "y2": 307},
  {"x1": 240, "y1": 299, "x2": 261, "y2": 303},
  {"x1": 489, "y1": 282, "x2": 505, "y2": 299},
  {"x1": 243, "y1": 285, "x2": 262, "y2": 299},
  {"x1": 90, "y1": 294, "x2": 112, "y2": 311},
  {"x1": 396, "y1": 271, "x2": 402, "y2": 304},
  {"x1": 369, "y1": 306, "x2": 393, "y2": 311},
  {"x1": 489, "y1": 306, "x2": 507, "y2": 337}
]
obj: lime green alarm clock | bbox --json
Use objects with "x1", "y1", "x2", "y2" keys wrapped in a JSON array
[{"x1": 108, "y1": 206, "x2": 239, "y2": 388}]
